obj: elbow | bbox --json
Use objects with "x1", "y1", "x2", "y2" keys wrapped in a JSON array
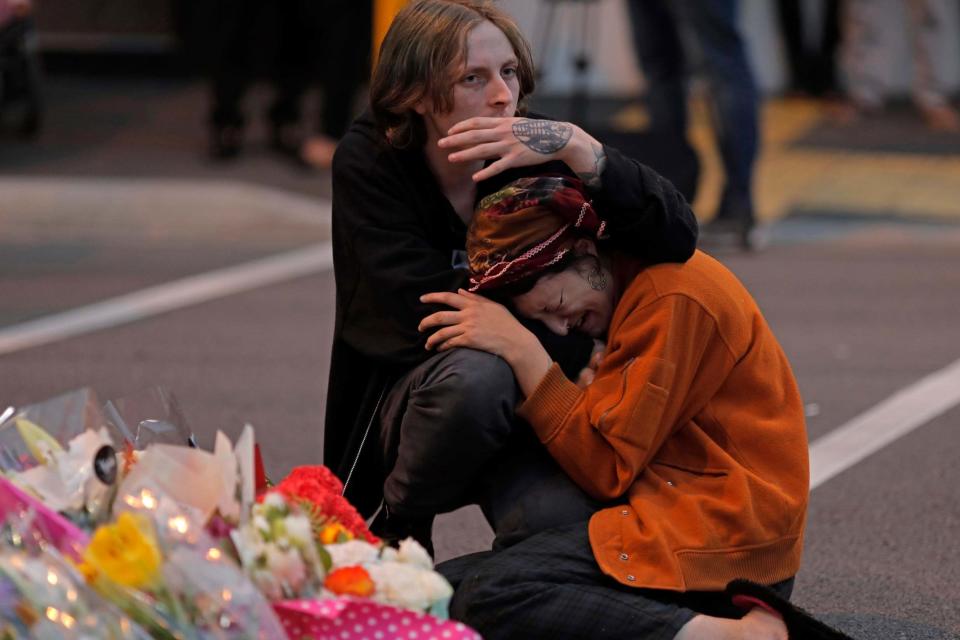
[{"x1": 579, "y1": 462, "x2": 638, "y2": 501}]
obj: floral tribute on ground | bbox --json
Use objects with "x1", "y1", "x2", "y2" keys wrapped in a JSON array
[{"x1": 0, "y1": 388, "x2": 477, "y2": 640}]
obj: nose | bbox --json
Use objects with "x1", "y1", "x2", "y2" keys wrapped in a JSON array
[
  {"x1": 543, "y1": 316, "x2": 569, "y2": 336},
  {"x1": 488, "y1": 74, "x2": 512, "y2": 108}
]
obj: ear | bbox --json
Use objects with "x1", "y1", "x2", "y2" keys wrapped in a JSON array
[
  {"x1": 572, "y1": 238, "x2": 598, "y2": 257},
  {"x1": 413, "y1": 97, "x2": 429, "y2": 116}
]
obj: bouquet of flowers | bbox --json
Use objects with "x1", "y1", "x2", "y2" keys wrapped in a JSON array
[
  {"x1": 0, "y1": 507, "x2": 153, "y2": 640},
  {"x1": 231, "y1": 469, "x2": 454, "y2": 615},
  {"x1": 77, "y1": 485, "x2": 287, "y2": 639},
  {"x1": 0, "y1": 387, "x2": 478, "y2": 640}
]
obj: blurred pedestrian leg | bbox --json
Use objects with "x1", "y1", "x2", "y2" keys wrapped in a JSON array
[
  {"x1": 299, "y1": 0, "x2": 373, "y2": 170},
  {"x1": 627, "y1": 0, "x2": 760, "y2": 250},
  {"x1": 206, "y1": 0, "x2": 319, "y2": 161},
  {"x1": 840, "y1": 0, "x2": 959, "y2": 131}
]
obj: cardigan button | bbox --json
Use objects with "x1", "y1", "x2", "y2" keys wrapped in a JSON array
[
  {"x1": 619, "y1": 553, "x2": 629, "y2": 561},
  {"x1": 626, "y1": 575, "x2": 636, "y2": 582},
  {"x1": 666, "y1": 480, "x2": 675, "y2": 487},
  {"x1": 621, "y1": 509, "x2": 629, "y2": 516}
]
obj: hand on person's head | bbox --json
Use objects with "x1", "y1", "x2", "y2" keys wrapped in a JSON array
[{"x1": 440, "y1": 116, "x2": 589, "y2": 183}]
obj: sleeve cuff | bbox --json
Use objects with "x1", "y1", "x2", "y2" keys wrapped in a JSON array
[{"x1": 517, "y1": 363, "x2": 583, "y2": 444}]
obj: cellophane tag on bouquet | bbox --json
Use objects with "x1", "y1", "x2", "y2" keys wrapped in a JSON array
[{"x1": 102, "y1": 387, "x2": 196, "y2": 450}]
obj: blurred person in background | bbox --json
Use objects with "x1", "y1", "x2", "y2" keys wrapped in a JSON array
[
  {"x1": 298, "y1": 0, "x2": 373, "y2": 170},
  {"x1": 0, "y1": 0, "x2": 41, "y2": 137},
  {"x1": 206, "y1": 0, "x2": 314, "y2": 160},
  {"x1": 626, "y1": 0, "x2": 760, "y2": 251},
  {"x1": 839, "y1": 0, "x2": 960, "y2": 131},
  {"x1": 323, "y1": 0, "x2": 698, "y2": 554},
  {"x1": 776, "y1": 0, "x2": 843, "y2": 98}
]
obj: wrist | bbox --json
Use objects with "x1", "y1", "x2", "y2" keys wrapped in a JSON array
[{"x1": 564, "y1": 126, "x2": 605, "y2": 189}]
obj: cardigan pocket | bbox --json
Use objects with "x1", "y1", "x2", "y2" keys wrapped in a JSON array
[{"x1": 599, "y1": 357, "x2": 676, "y2": 450}]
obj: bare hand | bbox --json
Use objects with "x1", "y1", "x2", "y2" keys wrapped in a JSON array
[
  {"x1": 420, "y1": 289, "x2": 553, "y2": 397},
  {"x1": 439, "y1": 117, "x2": 601, "y2": 183},
  {"x1": 419, "y1": 289, "x2": 528, "y2": 356},
  {"x1": 576, "y1": 339, "x2": 606, "y2": 388}
]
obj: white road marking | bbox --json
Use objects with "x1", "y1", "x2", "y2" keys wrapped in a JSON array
[
  {"x1": 0, "y1": 243, "x2": 333, "y2": 356},
  {"x1": 0, "y1": 177, "x2": 331, "y2": 226},
  {"x1": 809, "y1": 356, "x2": 960, "y2": 489}
]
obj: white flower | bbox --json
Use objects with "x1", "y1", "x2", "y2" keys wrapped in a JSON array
[
  {"x1": 365, "y1": 562, "x2": 453, "y2": 612},
  {"x1": 265, "y1": 545, "x2": 307, "y2": 595},
  {"x1": 326, "y1": 540, "x2": 380, "y2": 568},
  {"x1": 284, "y1": 514, "x2": 313, "y2": 545},
  {"x1": 262, "y1": 491, "x2": 287, "y2": 510},
  {"x1": 252, "y1": 514, "x2": 270, "y2": 536},
  {"x1": 397, "y1": 538, "x2": 434, "y2": 569},
  {"x1": 379, "y1": 546, "x2": 398, "y2": 562}
]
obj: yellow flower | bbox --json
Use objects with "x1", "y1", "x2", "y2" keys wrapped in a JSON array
[
  {"x1": 84, "y1": 512, "x2": 162, "y2": 589},
  {"x1": 319, "y1": 522, "x2": 354, "y2": 544}
]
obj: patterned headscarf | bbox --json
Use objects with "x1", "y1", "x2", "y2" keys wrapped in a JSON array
[{"x1": 467, "y1": 175, "x2": 608, "y2": 292}]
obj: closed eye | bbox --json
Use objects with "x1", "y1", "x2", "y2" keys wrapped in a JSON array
[{"x1": 552, "y1": 290, "x2": 565, "y2": 313}]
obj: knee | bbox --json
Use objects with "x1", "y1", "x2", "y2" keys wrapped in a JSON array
[{"x1": 421, "y1": 348, "x2": 518, "y2": 413}]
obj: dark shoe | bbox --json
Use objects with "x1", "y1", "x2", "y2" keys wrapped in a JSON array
[
  {"x1": 369, "y1": 505, "x2": 435, "y2": 558},
  {"x1": 726, "y1": 579, "x2": 854, "y2": 639},
  {"x1": 700, "y1": 216, "x2": 758, "y2": 252},
  {"x1": 209, "y1": 125, "x2": 242, "y2": 161}
]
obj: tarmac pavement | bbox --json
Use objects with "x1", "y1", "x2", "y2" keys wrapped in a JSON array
[{"x1": 1, "y1": 73, "x2": 959, "y2": 638}]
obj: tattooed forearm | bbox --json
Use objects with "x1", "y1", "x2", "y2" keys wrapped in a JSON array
[
  {"x1": 512, "y1": 119, "x2": 573, "y2": 154},
  {"x1": 576, "y1": 141, "x2": 607, "y2": 189}
]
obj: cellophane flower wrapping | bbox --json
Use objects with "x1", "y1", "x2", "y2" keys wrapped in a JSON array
[
  {"x1": 0, "y1": 501, "x2": 152, "y2": 639},
  {"x1": 0, "y1": 388, "x2": 481, "y2": 639},
  {"x1": 87, "y1": 484, "x2": 289, "y2": 640}
]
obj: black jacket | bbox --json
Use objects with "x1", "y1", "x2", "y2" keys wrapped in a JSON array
[{"x1": 324, "y1": 111, "x2": 698, "y2": 515}]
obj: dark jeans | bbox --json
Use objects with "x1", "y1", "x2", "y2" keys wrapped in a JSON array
[
  {"x1": 627, "y1": 0, "x2": 759, "y2": 223},
  {"x1": 379, "y1": 348, "x2": 602, "y2": 548},
  {"x1": 440, "y1": 522, "x2": 796, "y2": 640}
]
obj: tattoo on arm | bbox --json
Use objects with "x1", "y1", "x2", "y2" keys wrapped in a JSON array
[
  {"x1": 576, "y1": 141, "x2": 607, "y2": 190},
  {"x1": 512, "y1": 119, "x2": 573, "y2": 154}
]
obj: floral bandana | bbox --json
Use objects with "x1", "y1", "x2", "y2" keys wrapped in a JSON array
[{"x1": 467, "y1": 175, "x2": 608, "y2": 292}]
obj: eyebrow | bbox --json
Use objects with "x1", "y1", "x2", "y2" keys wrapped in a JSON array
[{"x1": 463, "y1": 58, "x2": 519, "y2": 74}]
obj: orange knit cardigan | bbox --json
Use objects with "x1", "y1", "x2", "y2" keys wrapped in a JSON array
[{"x1": 518, "y1": 250, "x2": 809, "y2": 591}]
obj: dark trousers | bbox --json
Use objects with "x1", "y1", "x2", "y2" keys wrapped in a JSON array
[
  {"x1": 627, "y1": 0, "x2": 759, "y2": 223},
  {"x1": 207, "y1": 0, "x2": 313, "y2": 130},
  {"x1": 206, "y1": 0, "x2": 368, "y2": 138},
  {"x1": 776, "y1": 0, "x2": 842, "y2": 96},
  {"x1": 440, "y1": 522, "x2": 796, "y2": 640},
  {"x1": 379, "y1": 348, "x2": 603, "y2": 548}
]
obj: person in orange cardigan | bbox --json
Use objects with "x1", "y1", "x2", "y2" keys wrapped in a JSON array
[{"x1": 421, "y1": 175, "x2": 848, "y2": 639}]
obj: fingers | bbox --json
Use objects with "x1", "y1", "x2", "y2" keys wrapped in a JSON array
[
  {"x1": 472, "y1": 157, "x2": 513, "y2": 182},
  {"x1": 445, "y1": 117, "x2": 504, "y2": 136},
  {"x1": 418, "y1": 310, "x2": 461, "y2": 332},
  {"x1": 420, "y1": 291, "x2": 467, "y2": 309},
  {"x1": 576, "y1": 367, "x2": 596, "y2": 388},
  {"x1": 424, "y1": 325, "x2": 465, "y2": 351},
  {"x1": 589, "y1": 350, "x2": 604, "y2": 369},
  {"x1": 448, "y1": 142, "x2": 508, "y2": 164},
  {"x1": 438, "y1": 127, "x2": 502, "y2": 151}
]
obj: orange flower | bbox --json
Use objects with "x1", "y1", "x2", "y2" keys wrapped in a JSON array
[
  {"x1": 319, "y1": 523, "x2": 354, "y2": 544},
  {"x1": 324, "y1": 565, "x2": 375, "y2": 597}
]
